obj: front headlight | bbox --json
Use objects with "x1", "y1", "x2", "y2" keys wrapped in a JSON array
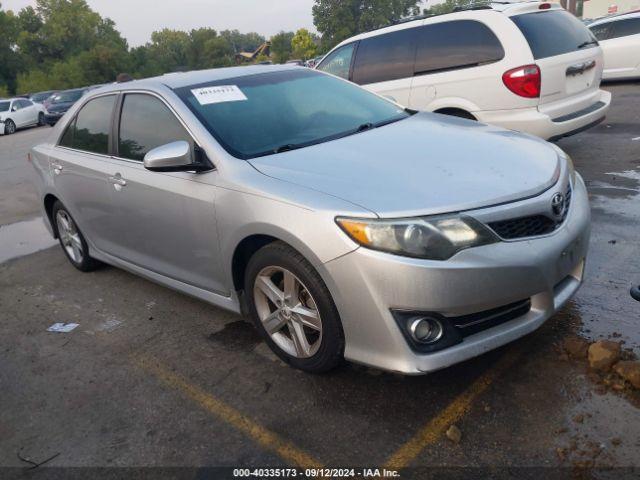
[{"x1": 336, "y1": 215, "x2": 498, "y2": 260}]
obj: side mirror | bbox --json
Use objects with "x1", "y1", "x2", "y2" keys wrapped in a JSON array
[
  {"x1": 11, "y1": 105, "x2": 18, "y2": 112},
  {"x1": 143, "y1": 141, "x2": 213, "y2": 173}
]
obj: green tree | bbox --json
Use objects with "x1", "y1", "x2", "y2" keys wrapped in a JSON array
[
  {"x1": 145, "y1": 29, "x2": 190, "y2": 72},
  {"x1": 187, "y1": 28, "x2": 219, "y2": 68},
  {"x1": 220, "y1": 29, "x2": 265, "y2": 53},
  {"x1": 270, "y1": 31, "x2": 294, "y2": 64},
  {"x1": 312, "y1": 0, "x2": 421, "y2": 49},
  {"x1": 0, "y1": 3, "x2": 19, "y2": 93},
  {"x1": 291, "y1": 28, "x2": 318, "y2": 60}
]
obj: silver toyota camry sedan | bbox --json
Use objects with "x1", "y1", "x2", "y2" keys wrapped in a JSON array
[{"x1": 30, "y1": 65, "x2": 590, "y2": 374}]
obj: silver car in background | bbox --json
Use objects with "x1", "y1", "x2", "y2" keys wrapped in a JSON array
[{"x1": 29, "y1": 65, "x2": 590, "y2": 374}]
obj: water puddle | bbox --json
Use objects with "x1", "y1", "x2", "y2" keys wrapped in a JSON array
[
  {"x1": 589, "y1": 168, "x2": 640, "y2": 218},
  {"x1": 207, "y1": 320, "x2": 261, "y2": 351},
  {"x1": 0, "y1": 217, "x2": 57, "y2": 264}
]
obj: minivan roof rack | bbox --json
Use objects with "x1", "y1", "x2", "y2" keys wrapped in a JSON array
[{"x1": 388, "y1": 4, "x2": 494, "y2": 27}]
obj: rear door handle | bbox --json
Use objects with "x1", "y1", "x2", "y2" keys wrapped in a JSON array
[{"x1": 566, "y1": 60, "x2": 596, "y2": 76}]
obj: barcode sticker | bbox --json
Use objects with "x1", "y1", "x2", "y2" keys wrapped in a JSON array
[{"x1": 191, "y1": 85, "x2": 248, "y2": 105}]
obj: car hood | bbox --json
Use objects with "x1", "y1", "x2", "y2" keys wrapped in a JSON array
[{"x1": 248, "y1": 113, "x2": 561, "y2": 218}]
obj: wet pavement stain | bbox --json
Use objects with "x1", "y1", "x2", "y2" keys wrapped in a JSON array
[
  {"x1": 207, "y1": 320, "x2": 262, "y2": 350},
  {"x1": 0, "y1": 217, "x2": 56, "y2": 264}
]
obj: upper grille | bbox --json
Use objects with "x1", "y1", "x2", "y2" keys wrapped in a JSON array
[{"x1": 488, "y1": 183, "x2": 572, "y2": 240}]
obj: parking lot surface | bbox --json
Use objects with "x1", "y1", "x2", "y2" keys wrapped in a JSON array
[{"x1": 1, "y1": 83, "x2": 639, "y2": 476}]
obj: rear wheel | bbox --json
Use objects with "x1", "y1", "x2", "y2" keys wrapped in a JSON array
[
  {"x1": 4, "y1": 119, "x2": 16, "y2": 135},
  {"x1": 52, "y1": 201, "x2": 102, "y2": 272},
  {"x1": 245, "y1": 241, "x2": 344, "y2": 373},
  {"x1": 435, "y1": 108, "x2": 476, "y2": 121}
]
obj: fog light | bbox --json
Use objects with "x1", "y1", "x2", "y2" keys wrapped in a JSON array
[{"x1": 408, "y1": 317, "x2": 444, "y2": 344}]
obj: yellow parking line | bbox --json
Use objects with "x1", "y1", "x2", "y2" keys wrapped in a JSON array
[
  {"x1": 133, "y1": 354, "x2": 323, "y2": 468},
  {"x1": 384, "y1": 346, "x2": 524, "y2": 469}
]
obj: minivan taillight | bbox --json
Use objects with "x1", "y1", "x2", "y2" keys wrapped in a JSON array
[{"x1": 502, "y1": 65, "x2": 541, "y2": 98}]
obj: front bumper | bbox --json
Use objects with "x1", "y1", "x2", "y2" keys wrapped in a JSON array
[
  {"x1": 321, "y1": 174, "x2": 591, "y2": 374},
  {"x1": 476, "y1": 89, "x2": 611, "y2": 141},
  {"x1": 44, "y1": 112, "x2": 64, "y2": 125},
  {"x1": 0, "y1": 120, "x2": 4, "y2": 135}
]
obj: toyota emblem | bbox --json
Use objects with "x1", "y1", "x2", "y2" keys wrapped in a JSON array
[{"x1": 551, "y1": 193, "x2": 566, "y2": 219}]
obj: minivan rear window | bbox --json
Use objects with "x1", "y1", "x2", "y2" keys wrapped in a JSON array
[{"x1": 511, "y1": 10, "x2": 598, "y2": 60}]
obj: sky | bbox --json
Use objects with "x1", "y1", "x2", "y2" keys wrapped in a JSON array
[{"x1": 1, "y1": 0, "x2": 321, "y2": 47}]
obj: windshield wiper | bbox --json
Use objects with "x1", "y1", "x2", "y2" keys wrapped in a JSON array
[
  {"x1": 273, "y1": 143, "x2": 305, "y2": 153},
  {"x1": 577, "y1": 40, "x2": 598, "y2": 49},
  {"x1": 267, "y1": 117, "x2": 407, "y2": 157}
]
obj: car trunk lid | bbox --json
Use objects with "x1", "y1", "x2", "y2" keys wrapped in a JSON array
[{"x1": 509, "y1": 7, "x2": 603, "y2": 106}]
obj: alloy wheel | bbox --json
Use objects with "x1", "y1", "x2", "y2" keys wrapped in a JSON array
[
  {"x1": 253, "y1": 266, "x2": 323, "y2": 358},
  {"x1": 56, "y1": 210, "x2": 84, "y2": 264},
  {"x1": 6, "y1": 120, "x2": 16, "y2": 134}
]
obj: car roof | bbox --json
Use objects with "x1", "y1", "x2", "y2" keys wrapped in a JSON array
[
  {"x1": 589, "y1": 10, "x2": 640, "y2": 26},
  {"x1": 328, "y1": 1, "x2": 562, "y2": 49},
  {"x1": 89, "y1": 64, "x2": 300, "y2": 96}
]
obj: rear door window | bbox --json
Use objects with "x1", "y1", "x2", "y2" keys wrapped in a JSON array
[
  {"x1": 589, "y1": 22, "x2": 613, "y2": 41},
  {"x1": 118, "y1": 93, "x2": 194, "y2": 162},
  {"x1": 352, "y1": 28, "x2": 417, "y2": 84},
  {"x1": 414, "y1": 20, "x2": 505, "y2": 75},
  {"x1": 60, "y1": 95, "x2": 115, "y2": 154},
  {"x1": 316, "y1": 43, "x2": 356, "y2": 80},
  {"x1": 609, "y1": 18, "x2": 640, "y2": 38},
  {"x1": 511, "y1": 10, "x2": 598, "y2": 59}
]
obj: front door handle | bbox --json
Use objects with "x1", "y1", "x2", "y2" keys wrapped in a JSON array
[{"x1": 108, "y1": 174, "x2": 127, "y2": 190}]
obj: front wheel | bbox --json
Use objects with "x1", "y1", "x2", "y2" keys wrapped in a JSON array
[
  {"x1": 38, "y1": 112, "x2": 45, "y2": 126},
  {"x1": 52, "y1": 201, "x2": 102, "y2": 272},
  {"x1": 4, "y1": 119, "x2": 16, "y2": 135},
  {"x1": 245, "y1": 241, "x2": 345, "y2": 373}
]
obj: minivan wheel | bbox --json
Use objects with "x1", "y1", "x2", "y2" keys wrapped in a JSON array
[
  {"x1": 52, "y1": 201, "x2": 102, "y2": 272},
  {"x1": 245, "y1": 241, "x2": 344, "y2": 373},
  {"x1": 4, "y1": 119, "x2": 16, "y2": 135}
]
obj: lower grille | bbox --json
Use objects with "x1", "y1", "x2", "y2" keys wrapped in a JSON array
[
  {"x1": 451, "y1": 299, "x2": 532, "y2": 337},
  {"x1": 488, "y1": 183, "x2": 573, "y2": 240}
]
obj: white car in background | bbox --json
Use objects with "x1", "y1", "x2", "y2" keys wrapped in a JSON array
[
  {"x1": 317, "y1": 1, "x2": 611, "y2": 141},
  {"x1": 588, "y1": 10, "x2": 640, "y2": 80},
  {"x1": 0, "y1": 98, "x2": 45, "y2": 135}
]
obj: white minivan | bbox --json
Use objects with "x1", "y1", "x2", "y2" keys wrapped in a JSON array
[
  {"x1": 316, "y1": 1, "x2": 611, "y2": 141},
  {"x1": 588, "y1": 11, "x2": 640, "y2": 80}
]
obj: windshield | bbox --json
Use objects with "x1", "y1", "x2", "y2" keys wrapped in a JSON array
[
  {"x1": 0, "y1": 101, "x2": 9, "y2": 112},
  {"x1": 52, "y1": 90, "x2": 84, "y2": 104},
  {"x1": 31, "y1": 92, "x2": 54, "y2": 102},
  {"x1": 511, "y1": 10, "x2": 598, "y2": 60},
  {"x1": 175, "y1": 68, "x2": 409, "y2": 159}
]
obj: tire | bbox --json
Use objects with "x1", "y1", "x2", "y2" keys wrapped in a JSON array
[
  {"x1": 51, "y1": 200, "x2": 102, "y2": 272},
  {"x1": 38, "y1": 112, "x2": 45, "y2": 126},
  {"x1": 245, "y1": 241, "x2": 345, "y2": 373},
  {"x1": 4, "y1": 119, "x2": 16, "y2": 135},
  {"x1": 436, "y1": 109, "x2": 476, "y2": 121}
]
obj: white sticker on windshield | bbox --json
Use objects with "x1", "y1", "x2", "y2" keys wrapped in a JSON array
[{"x1": 191, "y1": 85, "x2": 247, "y2": 105}]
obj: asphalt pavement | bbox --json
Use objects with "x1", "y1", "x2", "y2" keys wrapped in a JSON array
[{"x1": 1, "y1": 84, "x2": 639, "y2": 477}]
